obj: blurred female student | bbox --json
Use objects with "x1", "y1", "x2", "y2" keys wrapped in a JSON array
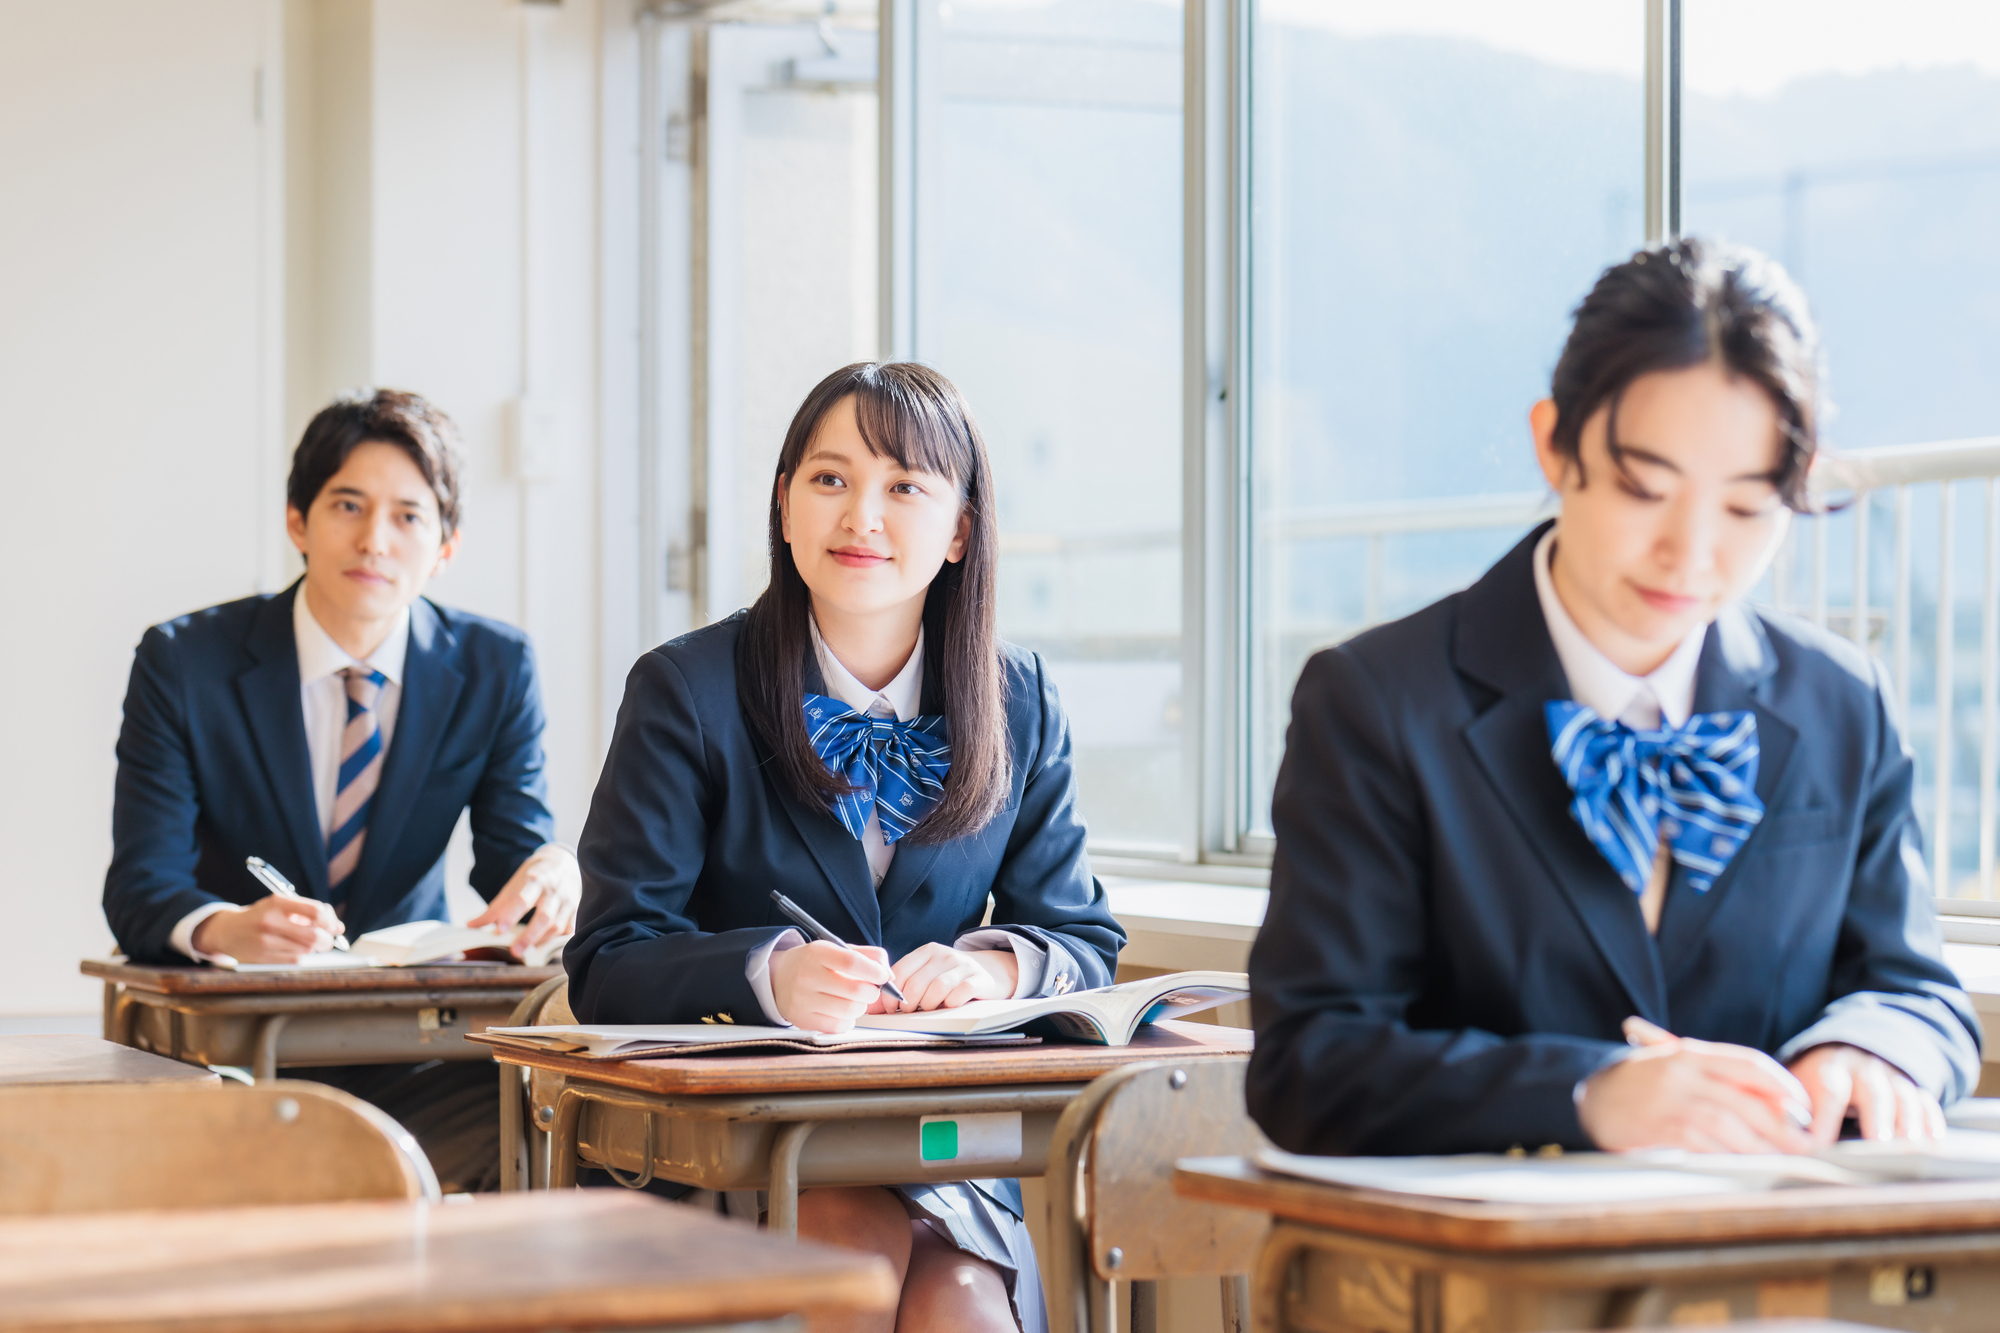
[
  {"x1": 1249, "y1": 239, "x2": 1979, "y2": 1158},
  {"x1": 568, "y1": 362, "x2": 1123, "y2": 1333}
]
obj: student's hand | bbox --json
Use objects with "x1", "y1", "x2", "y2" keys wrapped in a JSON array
[
  {"x1": 1580, "y1": 1035, "x2": 1815, "y2": 1154},
  {"x1": 1788, "y1": 1043, "x2": 1945, "y2": 1144},
  {"x1": 466, "y1": 845, "x2": 581, "y2": 958},
  {"x1": 876, "y1": 943, "x2": 1018, "y2": 1013},
  {"x1": 770, "y1": 940, "x2": 894, "y2": 1033},
  {"x1": 191, "y1": 897, "x2": 344, "y2": 964}
]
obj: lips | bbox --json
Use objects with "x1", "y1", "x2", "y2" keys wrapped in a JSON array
[
  {"x1": 344, "y1": 568, "x2": 393, "y2": 587},
  {"x1": 830, "y1": 548, "x2": 890, "y2": 568},
  {"x1": 1633, "y1": 584, "x2": 1702, "y2": 615}
]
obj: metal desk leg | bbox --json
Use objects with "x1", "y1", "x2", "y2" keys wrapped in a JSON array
[
  {"x1": 1221, "y1": 1273, "x2": 1251, "y2": 1333},
  {"x1": 765, "y1": 1120, "x2": 820, "y2": 1237},
  {"x1": 250, "y1": 1014, "x2": 290, "y2": 1083},
  {"x1": 1130, "y1": 1279, "x2": 1157, "y2": 1333}
]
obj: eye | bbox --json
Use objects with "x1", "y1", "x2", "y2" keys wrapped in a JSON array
[
  {"x1": 891, "y1": 481, "x2": 925, "y2": 496},
  {"x1": 1615, "y1": 476, "x2": 1663, "y2": 503},
  {"x1": 812, "y1": 471, "x2": 845, "y2": 488}
]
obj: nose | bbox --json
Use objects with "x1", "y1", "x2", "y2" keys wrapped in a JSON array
[
  {"x1": 360, "y1": 507, "x2": 396, "y2": 555},
  {"x1": 842, "y1": 485, "x2": 885, "y2": 535},
  {"x1": 1654, "y1": 492, "x2": 1719, "y2": 580}
]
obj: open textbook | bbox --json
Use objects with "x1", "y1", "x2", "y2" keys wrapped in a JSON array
[
  {"x1": 217, "y1": 920, "x2": 556, "y2": 970},
  {"x1": 1254, "y1": 1125, "x2": 2000, "y2": 1205},
  {"x1": 470, "y1": 1023, "x2": 1038, "y2": 1060},
  {"x1": 850, "y1": 970, "x2": 1249, "y2": 1045}
]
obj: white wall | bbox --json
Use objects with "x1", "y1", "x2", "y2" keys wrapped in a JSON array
[{"x1": 0, "y1": 0, "x2": 642, "y2": 1015}]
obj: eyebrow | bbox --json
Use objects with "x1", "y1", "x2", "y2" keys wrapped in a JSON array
[
  {"x1": 327, "y1": 485, "x2": 431, "y2": 508},
  {"x1": 1619, "y1": 444, "x2": 1780, "y2": 485}
]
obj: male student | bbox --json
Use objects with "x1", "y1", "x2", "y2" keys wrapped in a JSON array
[{"x1": 103, "y1": 388, "x2": 579, "y2": 1190}]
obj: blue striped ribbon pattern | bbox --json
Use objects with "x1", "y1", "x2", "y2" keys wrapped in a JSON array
[
  {"x1": 1545, "y1": 700, "x2": 1765, "y2": 894},
  {"x1": 803, "y1": 692, "x2": 952, "y2": 844}
]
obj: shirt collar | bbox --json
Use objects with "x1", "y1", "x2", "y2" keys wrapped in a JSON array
[
  {"x1": 292, "y1": 582, "x2": 410, "y2": 686},
  {"x1": 1533, "y1": 528, "x2": 1705, "y2": 729},
  {"x1": 809, "y1": 616, "x2": 924, "y2": 722}
]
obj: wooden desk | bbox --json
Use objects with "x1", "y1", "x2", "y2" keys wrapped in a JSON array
[
  {"x1": 1175, "y1": 1157, "x2": 2000, "y2": 1332},
  {"x1": 85, "y1": 960, "x2": 561, "y2": 1082},
  {"x1": 0, "y1": 1035, "x2": 219, "y2": 1087},
  {"x1": 487, "y1": 1021, "x2": 1252, "y2": 1235},
  {"x1": 0, "y1": 1189, "x2": 895, "y2": 1333}
]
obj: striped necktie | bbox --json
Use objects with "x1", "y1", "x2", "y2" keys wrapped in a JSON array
[
  {"x1": 327, "y1": 666, "x2": 388, "y2": 900},
  {"x1": 1545, "y1": 700, "x2": 1765, "y2": 894},
  {"x1": 802, "y1": 693, "x2": 951, "y2": 845}
]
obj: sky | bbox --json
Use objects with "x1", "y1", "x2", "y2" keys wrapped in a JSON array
[{"x1": 1259, "y1": 0, "x2": 2000, "y2": 98}]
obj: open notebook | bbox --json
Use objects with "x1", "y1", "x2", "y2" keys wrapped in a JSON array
[
  {"x1": 216, "y1": 921, "x2": 556, "y2": 970},
  {"x1": 1253, "y1": 1127, "x2": 2000, "y2": 1205},
  {"x1": 851, "y1": 970, "x2": 1249, "y2": 1045},
  {"x1": 470, "y1": 1024, "x2": 1038, "y2": 1060}
]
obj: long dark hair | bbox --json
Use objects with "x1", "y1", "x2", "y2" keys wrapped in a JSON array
[
  {"x1": 1550, "y1": 237, "x2": 1824, "y2": 511},
  {"x1": 736, "y1": 362, "x2": 1010, "y2": 842}
]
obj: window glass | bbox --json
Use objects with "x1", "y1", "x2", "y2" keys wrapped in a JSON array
[
  {"x1": 929, "y1": 0, "x2": 1185, "y2": 851},
  {"x1": 1684, "y1": 0, "x2": 2000, "y2": 896},
  {"x1": 1246, "y1": 0, "x2": 1645, "y2": 835}
]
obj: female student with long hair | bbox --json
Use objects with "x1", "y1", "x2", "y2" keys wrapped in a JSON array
[
  {"x1": 1248, "y1": 239, "x2": 1979, "y2": 1158},
  {"x1": 568, "y1": 362, "x2": 1124, "y2": 1333}
]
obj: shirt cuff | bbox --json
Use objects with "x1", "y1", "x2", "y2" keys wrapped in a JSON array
[
  {"x1": 746, "y1": 929, "x2": 807, "y2": 1025},
  {"x1": 169, "y1": 902, "x2": 237, "y2": 965},
  {"x1": 953, "y1": 928, "x2": 1046, "y2": 999}
]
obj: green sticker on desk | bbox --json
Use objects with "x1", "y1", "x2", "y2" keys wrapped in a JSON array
[{"x1": 921, "y1": 1119, "x2": 959, "y2": 1161}]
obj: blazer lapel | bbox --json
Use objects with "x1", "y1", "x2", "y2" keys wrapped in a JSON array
[
  {"x1": 233, "y1": 584, "x2": 330, "y2": 899},
  {"x1": 1657, "y1": 606, "x2": 1800, "y2": 982},
  {"x1": 350, "y1": 599, "x2": 464, "y2": 905},
  {"x1": 1454, "y1": 525, "x2": 1668, "y2": 1023},
  {"x1": 876, "y1": 655, "x2": 951, "y2": 926},
  {"x1": 761, "y1": 653, "x2": 883, "y2": 944}
]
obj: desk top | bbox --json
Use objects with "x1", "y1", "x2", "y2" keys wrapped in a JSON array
[
  {"x1": 83, "y1": 958, "x2": 561, "y2": 997},
  {"x1": 0, "y1": 1036, "x2": 219, "y2": 1087},
  {"x1": 0, "y1": 1189, "x2": 895, "y2": 1333},
  {"x1": 486, "y1": 1020, "x2": 1252, "y2": 1096},
  {"x1": 1174, "y1": 1157, "x2": 2000, "y2": 1254}
]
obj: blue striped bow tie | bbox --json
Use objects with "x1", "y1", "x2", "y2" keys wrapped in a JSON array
[
  {"x1": 1546, "y1": 701, "x2": 1765, "y2": 894},
  {"x1": 804, "y1": 693, "x2": 951, "y2": 844}
]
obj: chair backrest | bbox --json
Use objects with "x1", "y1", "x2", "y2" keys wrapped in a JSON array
[
  {"x1": 1046, "y1": 1058, "x2": 1270, "y2": 1333},
  {"x1": 0, "y1": 1080, "x2": 439, "y2": 1215}
]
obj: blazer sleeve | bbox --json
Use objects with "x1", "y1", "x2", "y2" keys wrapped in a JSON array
[
  {"x1": 103, "y1": 628, "x2": 221, "y2": 962},
  {"x1": 465, "y1": 635, "x2": 559, "y2": 900},
  {"x1": 564, "y1": 651, "x2": 787, "y2": 1025},
  {"x1": 1774, "y1": 657, "x2": 1983, "y2": 1099},
  {"x1": 979, "y1": 652, "x2": 1126, "y2": 997},
  {"x1": 1246, "y1": 646, "x2": 1626, "y2": 1156}
]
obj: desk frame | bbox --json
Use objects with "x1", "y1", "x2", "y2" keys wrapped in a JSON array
[
  {"x1": 89, "y1": 961, "x2": 556, "y2": 1082},
  {"x1": 547, "y1": 1078, "x2": 1085, "y2": 1234}
]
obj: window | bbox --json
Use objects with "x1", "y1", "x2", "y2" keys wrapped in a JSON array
[
  {"x1": 1245, "y1": 0, "x2": 1645, "y2": 837},
  {"x1": 1684, "y1": 0, "x2": 2000, "y2": 897},
  {"x1": 919, "y1": 0, "x2": 1186, "y2": 851}
]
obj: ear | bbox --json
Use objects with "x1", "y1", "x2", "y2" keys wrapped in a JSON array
[
  {"x1": 432, "y1": 526, "x2": 462, "y2": 576},
  {"x1": 778, "y1": 474, "x2": 793, "y2": 544},
  {"x1": 1530, "y1": 399, "x2": 1571, "y2": 491},
  {"x1": 285, "y1": 506, "x2": 309, "y2": 556},
  {"x1": 944, "y1": 503, "x2": 972, "y2": 564}
]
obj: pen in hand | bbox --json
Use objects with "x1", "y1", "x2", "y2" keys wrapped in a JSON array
[
  {"x1": 768, "y1": 889, "x2": 907, "y2": 1007},
  {"x1": 245, "y1": 857, "x2": 350, "y2": 951},
  {"x1": 1623, "y1": 1015, "x2": 1813, "y2": 1132}
]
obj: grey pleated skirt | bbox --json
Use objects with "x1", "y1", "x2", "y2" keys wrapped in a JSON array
[{"x1": 895, "y1": 1179, "x2": 1046, "y2": 1333}]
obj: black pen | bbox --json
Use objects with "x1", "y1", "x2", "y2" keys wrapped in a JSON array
[{"x1": 769, "y1": 889, "x2": 907, "y2": 1006}]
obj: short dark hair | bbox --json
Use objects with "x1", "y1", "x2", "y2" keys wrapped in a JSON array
[
  {"x1": 736, "y1": 362, "x2": 1010, "y2": 843},
  {"x1": 1551, "y1": 237, "x2": 1823, "y2": 511},
  {"x1": 287, "y1": 389, "x2": 465, "y2": 537}
]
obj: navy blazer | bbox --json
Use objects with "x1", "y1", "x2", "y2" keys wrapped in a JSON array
[
  {"x1": 104, "y1": 581, "x2": 557, "y2": 962},
  {"x1": 566, "y1": 611, "x2": 1125, "y2": 1028},
  {"x1": 1248, "y1": 524, "x2": 1981, "y2": 1156}
]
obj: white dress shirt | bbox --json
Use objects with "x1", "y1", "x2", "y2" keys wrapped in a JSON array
[
  {"x1": 168, "y1": 591, "x2": 410, "y2": 962},
  {"x1": 745, "y1": 618, "x2": 1042, "y2": 1024},
  {"x1": 1534, "y1": 528, "x2": 1707, "y2": 935}
]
